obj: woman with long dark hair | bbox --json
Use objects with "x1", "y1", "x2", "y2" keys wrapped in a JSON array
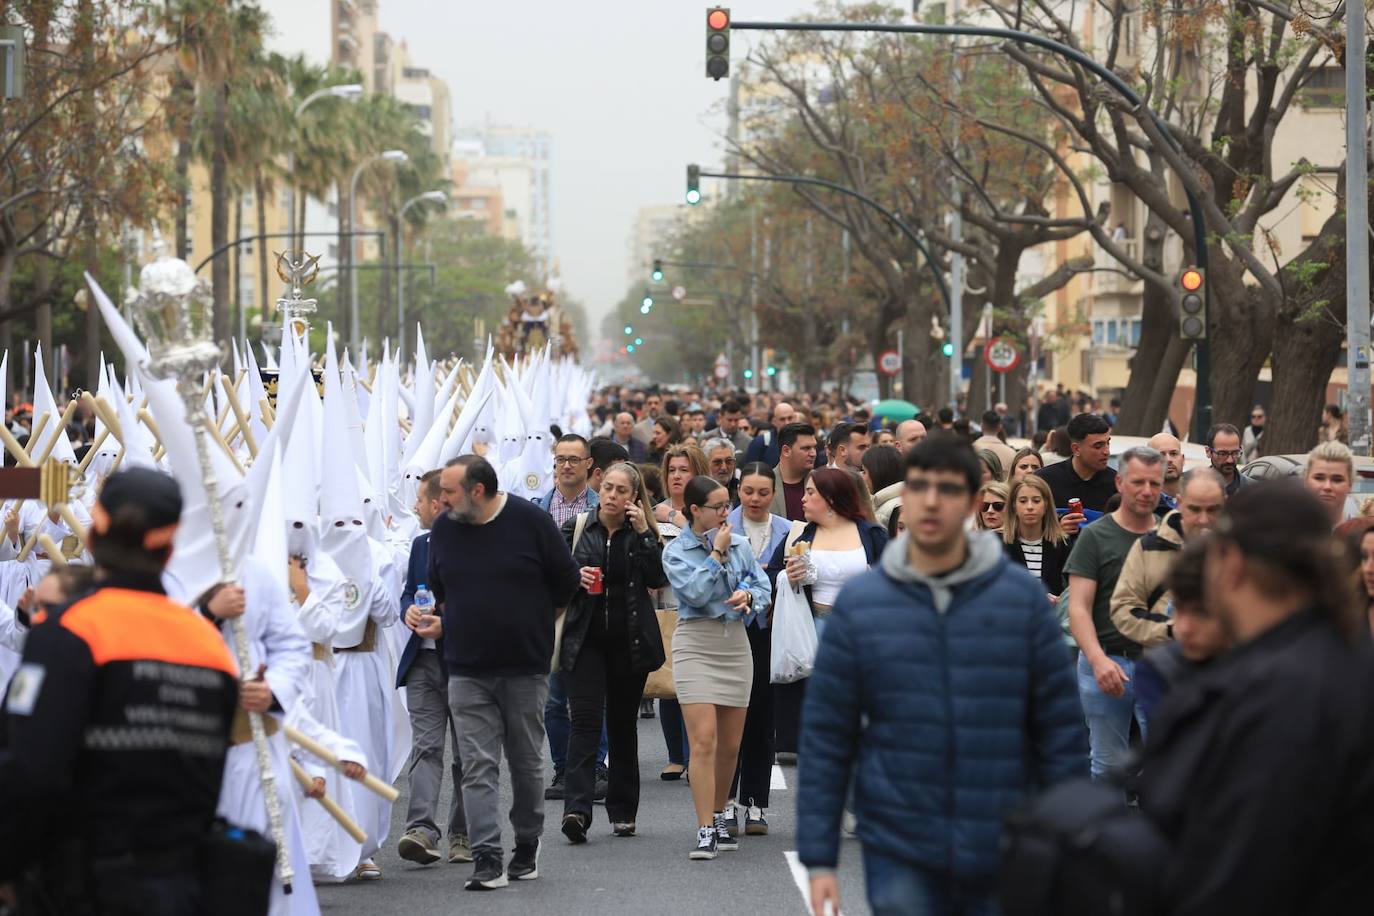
[
  {"x1": 1134, "y1": 481, "x2": 1374, "y2": 914},
  {"x1": 863, "y1": 444, "x2": 905, "y2": 530},
  {"x1": 648, "y1": 416, "x2": 683, "y2": 464},
  {"x1": 558, "y1": 463, "x2": 666, "y2": 842},
  {"x1": 662, "y1": 475, "x2": 772, "y2": 860}
]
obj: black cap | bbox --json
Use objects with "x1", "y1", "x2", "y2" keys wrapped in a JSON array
[{"x1": 98, "y1": 467, "x2": 183, "y2": 530}]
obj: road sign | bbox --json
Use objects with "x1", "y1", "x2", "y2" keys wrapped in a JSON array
[
  {"x1": 714, "y1": 353, "x2": 730, "y2": 379},
  {"x1": 878, "y1": 349, "x2": 902, "y2": 376},
  {"x1": 672, "y1": 285, "x2": 687, "y2": 301},
  {"x1": 984, "y1": 336, "x2": 1022, "y2": 373}
]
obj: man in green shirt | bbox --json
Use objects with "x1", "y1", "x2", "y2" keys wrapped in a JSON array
[{"x1": 1064, "y1": 445, "x2": 1164, "y2": 778}]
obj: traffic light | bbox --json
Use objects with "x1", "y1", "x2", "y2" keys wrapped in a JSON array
[
  {"x1": 743, "y1": 368, "x2": 754, "y2": 380},
  {"x1": 641, "y1": 292, "x2": 654, "y2": 313},
  {"x1": 686, "y1": 165, "x2": 701, "y2": 205},
  {"x1": 765, "y1": 365, "x2": 777, "y2": 377},
  {"x1": 651, "y1": 259, "x2": 664, "y2": 282},
  {"x1": 634, "y1": 337, "x2": 644, "y2": 346},
  {"x1": 941, "y1": 341, "x2": 955, "y2": 358},
  {"x1": 706, "y1": 7, "x2": 730, "y2": 81},
  {"x1": 627, "y1": 344, "x2": 636, "y2": 353},
  {"x1": 1178, "y1": 266, "x2": 1206, "y2": 340}
]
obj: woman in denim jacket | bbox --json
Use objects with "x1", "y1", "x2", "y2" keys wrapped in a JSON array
[{"x1": 662, "y1": 475, "x2": 772, "y2": 862}]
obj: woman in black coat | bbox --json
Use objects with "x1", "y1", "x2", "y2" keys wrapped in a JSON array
[
  {"x1": 558, "y1": 462, "x2": 667, "y2": 842},
  {"x1": 1002, "y1": 475, "x2": 1072, "y2": 601}
]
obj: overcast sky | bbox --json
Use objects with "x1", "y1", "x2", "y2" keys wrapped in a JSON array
[{"x1": 269, "y1": 0, "x2": 812, "y2": 321}]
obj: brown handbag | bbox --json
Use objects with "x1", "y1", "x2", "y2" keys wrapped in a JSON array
[{"x1": 642, "y1": 609, "x2": 678, "y2": 700}]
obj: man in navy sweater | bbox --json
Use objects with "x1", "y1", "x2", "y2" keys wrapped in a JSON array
[
  {"x1": 417, "y1": 455, "x2": 580, "y2": 891},
  {"x1": 395, "y1": 470, "x2": 469, "y2": 867}
]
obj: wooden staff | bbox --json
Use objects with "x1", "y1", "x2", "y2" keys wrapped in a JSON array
[
  {"x1": 201, "y1": 414, "x2": 246, "y2": 477},
  {"x1": 219, "y1": 374, "x2": 259, "y2": 458},
  {"x1": 36, "y1": 534, "x2": 66, "y2": 567},
  {"x1": 258, "y1": 397, "x2": 275, "y2": 430},
  {"x1": 288, "y1": 758, "x2": 367, "y2": 844},
  {"x1": 80, "y1": 392, "x2": 123, "y2": 445},
  {"x1": 283, "y1": 725, "x2": 399, "y2": 802},
  {"x1": 356, "y1": 376, "x2": 373, "y2": 395},
  {"x1": 75, "y1": 429, "x2": 111, "y2": 477}
]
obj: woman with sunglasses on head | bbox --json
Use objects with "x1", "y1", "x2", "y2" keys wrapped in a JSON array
[
  {"x1": 652, "y1": 443, "x2": 709, "y2": 780},
  {"x1": 558, "y1": 463, "x2": 667, "y2": 844},
  {"x1": 975, "y1": 481, "x2": 1010, "y2": 534},
  {"x1": 663, "y1": 476, "x2": 772, "y2": 860}
]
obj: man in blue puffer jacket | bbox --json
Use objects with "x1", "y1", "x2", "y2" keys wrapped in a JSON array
[{"x1": 800, "y1": 436, "x2": 1086, "y2": 916}]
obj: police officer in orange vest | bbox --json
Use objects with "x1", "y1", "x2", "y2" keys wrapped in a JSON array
[{"x1": 0, "y1": 468, "x2": 252, "y2": 915}]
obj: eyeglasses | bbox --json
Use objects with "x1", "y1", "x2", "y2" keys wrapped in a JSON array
[
  {"x1": 553, "y1": 456, "x2": 589, "y2": 466},
  {"x1": 981, "y1": 501, "x2": 1006, "y2": 513},
  {"x1": 905, "y1": 478, "x2": 969, "y2": 498},
  {"x1": 1251, "y1": 414, "x2": 1265, "y2": 420},
  {"x1": 703, "y1": 501, "x2": 731, "y2": 512},
  {"x1": 1209, "y1": 449, "x2": 1242, "y2": 460}
]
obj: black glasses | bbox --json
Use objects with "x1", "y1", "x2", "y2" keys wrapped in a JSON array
[
  {"x1": 1209, "y1": 449, "x2": 1242, "y2": 460},
  {"x1": 553, "y1": 456, "x2": 589, "y2": 466},
  {"x1": 981, "y1": 501, "x2": 1006, "y2": 513},
  {"x1": 905, "y1": 478, "x2": 969, "y2": 497}
]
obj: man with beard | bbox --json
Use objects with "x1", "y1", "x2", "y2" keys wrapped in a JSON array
[
  {"x1": 1148, "y1": 432, "x2": 1185, "y2": 515},
  {"x1": 419, "y1": 455, "x2": 579, "y2": 890}
]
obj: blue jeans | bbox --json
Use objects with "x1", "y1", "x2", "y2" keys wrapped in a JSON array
[
  {"x1": 1076, "y1": 652, "x2": 1147, "y2": 778},
  {"x1": 863, "y1": 847, "x2": 1000, "y2": 916},
  {"x1": 659, "y1": 698, "x2": 690, "y2": 765},
  {"x1": 546, "y1": 671, "x2": 606, "y2": 772}
]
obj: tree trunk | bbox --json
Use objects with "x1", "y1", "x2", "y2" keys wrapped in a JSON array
[
  {"x1": 256, "y1": 169, "x2": 270, "y2": 326},
  {"x1": 35, "y1": 259, "x2": 54, "y2": 394},
  {"x1": 232, "y1": 193, "x2": 243, "y2": 344},
  {"x1": 1207, "y1": 271, "x2": 1274, "y2": 431},
  {"x1": 172, "y1": 70, "x2": 194, "y2": 261},
  {"x1": 337, "y1": 178, "x2": 349, "y2": 343},
  {"x1": 1266, "y1": 211, "x2": 1348, "y2": 455},
  {"x1": 209, "y1": 79, "x2": 231, "y2": 350},
  {"x1": 0, "y1": 240, "x2": 15, "y2": 398},
  {"x1": 78, "y1": 0, "x2": 101, "y2": 391}
]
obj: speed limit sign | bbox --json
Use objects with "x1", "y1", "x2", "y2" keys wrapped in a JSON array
[
  {"x1": 878, "y1": 350, "x2": 902, "y2": 376},
  {"x1": 984, "y1": 336, "x2": 1022, "y2": 373}
]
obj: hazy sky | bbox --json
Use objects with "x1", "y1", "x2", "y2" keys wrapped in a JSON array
[{"x1": 270, "y1": 0, "x2": 812, "y2": 321}]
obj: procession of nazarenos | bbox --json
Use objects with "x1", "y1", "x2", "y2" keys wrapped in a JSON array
[{"x1": 0, "y1": 238, "x2": 597, "y2": 914}]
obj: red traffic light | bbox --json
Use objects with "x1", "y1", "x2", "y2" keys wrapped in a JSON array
[
  {"x1": 1180, "y1": 268, "x2": 1203, "y2": 291},
  {"x1": 708, "y1": 8, "x2": 730, "y2": 30}
]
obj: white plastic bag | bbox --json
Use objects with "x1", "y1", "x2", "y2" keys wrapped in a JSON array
[{"x1": 770, "y1": 583, "x2": 819, "y2": 684}]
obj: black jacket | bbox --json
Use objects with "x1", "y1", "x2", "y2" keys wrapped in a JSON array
[
  {"x1": 1004, "y1": 536, "x2": 1072, "y2": 596},
  {"x1": 1138, "y1": 610, "x2": 1374, "y2": 916},
  {"x1": 559, "y1": 510, "x2": 668, "y2": 675}
]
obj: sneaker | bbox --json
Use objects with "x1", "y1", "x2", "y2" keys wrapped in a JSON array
[
  {"x1": 593, "y1": 764, "x2": 609, "y2": 802},
  {"x1": 721, "y1": 801, "x2": 739, "y2": 839},
  {"x1": 465, "y1": 850, "x2": 508, "y2": 890},
  {"x1": 639, "y1": 699, "x2": 656, "y2": 718},
  {"x1": 448, "y1": 833, "x2": 473, "y2": 864},
  {"x1": 397, "y1": 828, "x2": 441, "y2": 865},
  {"x1": 544, "y1": 770, "x2": 565, "y2": 801},
  {"x1": 713, "y1": 811, "x2": 739, "y2": 851},
  {"x1": 745, "y1": 801, "x2": 769, "y2": 836},
  {"x1": 689, "y1": 825, "x2": 717, "y2": 860},
  {"x1": 561, "y1": 812, "x2": 588, "y2": 845},
  {"x1": 612, "y1": 822, "x2": 636, "y2": 837},
  {"x1": 507, "y1": 840, "x2": 539, "y2": 881},
  {"x1": 354, "y1": 858, "x2": 382, "y2": 881}
]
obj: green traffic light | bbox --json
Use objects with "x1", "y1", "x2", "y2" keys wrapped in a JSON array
[
  {"x1": 642, "y1": 295, "x2": 653, "y2": 308},
  {"x1": 941, "y1": 342, "x2": 955, "y2": 357},
  {"x1": 624, "y1": 325, "x2": 633, "y2": 335},
  {"x1": 634, "y1": 337, "x2": 643, "y2": 346},
  {"x1": 743, "y1": 368, "x2": 754, "y2": 379},
  {"x1": 766, "y1": 366, "x2": 777, "y2": 376},
  {"x1": 627, "y1": 344, "x2": 636, "y2": 353}
]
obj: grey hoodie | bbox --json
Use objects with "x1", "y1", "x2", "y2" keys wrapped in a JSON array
[{"x1": 879, "y1": 529, "x2": 1005, "y2": 614}]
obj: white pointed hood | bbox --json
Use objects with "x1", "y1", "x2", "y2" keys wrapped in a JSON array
[
  {"x1": 318, "y1": 325, "x2": 373, "y2": 586},
  {"x1": 31, "y1": 348, "x2": 76, "y2": 465},
  {"x1": 107, "y1": 370, "x2": 159, "y2": 471},
  {"x1": 251, "y1": 441, "x2": 290, "y2": 598}
]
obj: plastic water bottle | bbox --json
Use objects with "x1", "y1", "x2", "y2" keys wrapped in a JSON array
[{"x1": 415, "y1": 585, "x2": 434, "y2": 611}]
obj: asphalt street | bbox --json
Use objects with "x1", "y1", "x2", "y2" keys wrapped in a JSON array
[{"x1": 316, "y1": 705, "x2": 872, "y2": 915}]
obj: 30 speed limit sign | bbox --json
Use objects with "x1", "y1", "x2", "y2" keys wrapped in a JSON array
[{"x1": 984, "y1": 337, "x2": 1022, "y2": 373}]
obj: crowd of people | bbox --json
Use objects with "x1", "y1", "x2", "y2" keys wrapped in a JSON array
[{"x1": 2, "y1": 351, "x2": 1373, "y2": 916}]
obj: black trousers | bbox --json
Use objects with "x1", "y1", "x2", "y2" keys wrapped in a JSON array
[
  {"x1": 731, "y1": 620, "x2": 774, "y2": 807},
  {"x1": 773, "y1": 678, "x2": 807, "y2": 754},
  {"x1": 563, "y1": 623, "x2": 648, "y2": 825}
]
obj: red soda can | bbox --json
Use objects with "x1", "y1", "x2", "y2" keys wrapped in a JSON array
[
  {"x1": 587, "y1": 568, "x2": 604, "y2": 594},
  {"x1": 1067, "y1": 497, "x2": 1083, "y2": 515}
]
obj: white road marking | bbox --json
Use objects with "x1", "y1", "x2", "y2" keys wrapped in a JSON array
[
  {"x1": 771, "y1": 764, "x2": 788, "y2": 791},
  {"x1": 786, "y1": 850, "x2": 843, "y2": 915}
]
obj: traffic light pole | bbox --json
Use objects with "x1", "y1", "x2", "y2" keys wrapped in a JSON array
[{"x1": 726, "y1": 17, "x2": 1212, "y2": 439}]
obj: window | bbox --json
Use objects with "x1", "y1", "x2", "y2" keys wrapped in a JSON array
[
  {"x1": 1106, "y1": 320, "x2": 1119, "y2": 346},
  {"x1": 1093, "y1": 320, "x2": 1105, "y2": 345},
  {"x1": 1130, "y1": 320, "x2": 1142, "y2": 347},
  {"x1": 1300, "y1": 68, "x2": 1344, "y2": 109}
]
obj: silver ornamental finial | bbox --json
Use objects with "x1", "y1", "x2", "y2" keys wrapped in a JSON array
[{"x1": 128, "y1": 237, "x2": 221, "y2": 380}]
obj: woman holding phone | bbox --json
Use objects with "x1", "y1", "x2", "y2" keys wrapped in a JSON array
[
  {"x1": 663, "y1": 476, "x2": 772, "y2": 861},
  {"x1": 557, "y1": 463, "x2": 667, "y2": 842}
]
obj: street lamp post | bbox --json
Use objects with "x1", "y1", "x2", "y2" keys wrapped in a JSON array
[
  {"x1": 286, "y1": 83, "x2": 362, "y2": 253},
  {"x1": 396, "y1": 190, "x2": 447, "y2": 363},
  {"x1": 346, "y1": 149, "x2": 409, "y2": 355}
]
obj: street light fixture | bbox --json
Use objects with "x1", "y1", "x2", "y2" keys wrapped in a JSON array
[
  {"x1": 347, "y1": 149, "x2": 410, "y2": 355},
  {"x1": 287, "y1": 83, "x2": 364, "y2": 252},
  {"x1": 396, "y1": 190, "x2": 448, "y2": 362}
]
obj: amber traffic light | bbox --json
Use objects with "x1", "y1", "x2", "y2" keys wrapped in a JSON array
[{"x1": 1179, "y1": 267, "x2": 1206, "y2": 340}]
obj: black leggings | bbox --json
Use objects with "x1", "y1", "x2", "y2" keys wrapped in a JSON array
[{"x1": 730, "y1": 620, "x2": 774, "y2": 807}]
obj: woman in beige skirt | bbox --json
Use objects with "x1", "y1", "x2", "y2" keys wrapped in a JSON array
[{"x1": 662, "y1": 476, "x2": 773, "y2": 861}]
